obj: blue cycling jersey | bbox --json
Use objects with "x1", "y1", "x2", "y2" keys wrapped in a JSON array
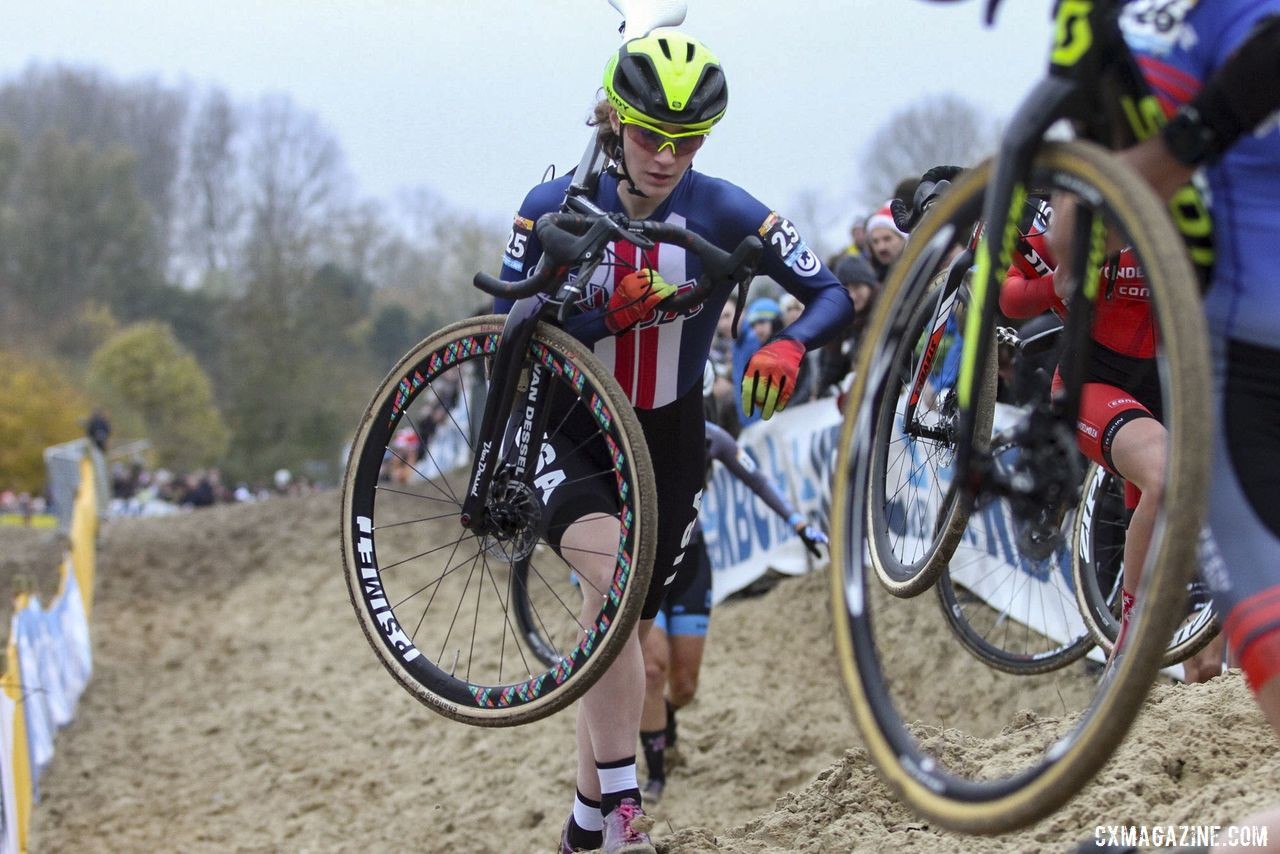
[
  {"x1": 497, "y1": 168, "x2": 854, "y2": 409},
  {"x1": 1123, "y1": 0, "x2": 1280, "y2": 347}
]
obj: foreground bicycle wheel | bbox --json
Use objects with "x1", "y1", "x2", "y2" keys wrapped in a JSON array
[
  {"x1": 341, "y1": 315, "x2": 656, "y2": 726},
  {"x1": 1072, "y1": 462, "x2": 1220, "y2": 667},
  {"x1": 865, "y1": 271, "x2": 998, "y2": 598},
  {"x1": 831, "y1": 142, "x2": 1209, "y2": 832}
]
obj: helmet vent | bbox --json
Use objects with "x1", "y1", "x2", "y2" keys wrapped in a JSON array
[
  {"x1": 658, "y1": 39, "x2": 672, "y2": 60},
  {"x1": 686, "y1": 42, "x2": 695, "y2": 62}
]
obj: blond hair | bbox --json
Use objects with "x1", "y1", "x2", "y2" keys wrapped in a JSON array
[{"x1": 588, "y1": 97, "x2": 622, "y2": 159}]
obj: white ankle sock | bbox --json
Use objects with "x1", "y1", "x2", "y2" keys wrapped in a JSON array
[
  {"x1": 573, "y1": 792, "x2": 603, "y2": 832},
  {"x1": 597, "y1": 761, "x2": 639, "y2": 796}
]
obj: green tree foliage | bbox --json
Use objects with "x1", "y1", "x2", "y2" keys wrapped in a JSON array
[
  {"x1": 0, "y1": 126, "x2": 19, "y2": 196},
  {"x1": 6, "y1": 130, "x2": 159, "y2": 322},
  {"x1": 368, "y1": 304, "x2": 419, "y2": 369},
  {"x1": 88, "y1": 323, "x2": 230, "y2": 471},
  {"x1": 0, "y1": 65, "x2": 187, "y2": 248},
  {"x1": 0, "y1": 64, "x2": 506, "y2": 485},
  {"x1": 0, "y1": 351, "x2": 90, "y2": 494}
]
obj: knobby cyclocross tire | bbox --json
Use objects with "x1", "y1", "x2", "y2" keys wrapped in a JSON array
[
  {"x1": 830, "y1": 141, "x2": 1209, "y2": 833},
  {"x1": 865, "y1": 272, "x2": 998, "y2": 598},
  {"x1": 1072, "y1": 462, "x2": 1220, "y2": 667},
  {"x1": 341, "y1": 315, "x2": 657, "y2": 726}
]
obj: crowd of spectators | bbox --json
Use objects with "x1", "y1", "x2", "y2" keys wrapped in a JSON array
[
  {"x1": 0, "y1": 489, "x2": 48, "y2": 524},
  {"x1": 704, "y1": 198, "x2": 908, "y2": 430},
  {"x1": 109, "y1": 460, "x2": 318, "y2": 516}
]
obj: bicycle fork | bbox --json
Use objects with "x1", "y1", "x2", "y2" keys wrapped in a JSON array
[{"x1": 459, "y1": 305, "x2": 555, "y2": 538}]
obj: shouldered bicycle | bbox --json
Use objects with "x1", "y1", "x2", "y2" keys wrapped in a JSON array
[
  {"x1": 829, "y1": 0, "x2": 1213, "y2": 833},
  {"x1": 339, "y1": 111, "x2": 760, "y2": 727}
]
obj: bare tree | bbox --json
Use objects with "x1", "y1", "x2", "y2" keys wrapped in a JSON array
[
  {"x1": 0, "y1": 64, "x2": 188, "y2": 268},
  {"x1": 176, "y1": 89, "x2": 243, "y2": 286},
  {"x1": 857, "y1": 94, "x2": 997, "y2": 207},
  {"x1": 241, "y1": 93, "x2": 350, "y2": 312},
  {"x1": 394, "y1": 187, "x2": 505, "y2": 321}
]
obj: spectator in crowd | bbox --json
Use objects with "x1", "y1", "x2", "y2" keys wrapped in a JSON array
[
  {"x1": 864, "y1": 203, "x2": 908, "y2": 281},
  {"x1": 86, "y1": 409, "x2": 111, "y2": 453},
  {"x1": 816, "y1": 254, "x2": 880, "y2": 398},
  {"x1": 827, "y1": 215, "x2": 869, "y2": 268},
  {"x1": 710, "y1": 299, "x2": 737, "y2": 377}
]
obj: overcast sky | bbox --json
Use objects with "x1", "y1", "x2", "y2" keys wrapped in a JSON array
[{"x1": 4, "y1": 1, "x2": 1054, "y2": 240}]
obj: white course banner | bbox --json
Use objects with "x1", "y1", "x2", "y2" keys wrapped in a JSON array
[
  {"x1": 701, "y1": 398, "x2": 841, "y2": 604},
  {"x1": 700, "y1": 395, "x2": 1094, "y2": 660}
]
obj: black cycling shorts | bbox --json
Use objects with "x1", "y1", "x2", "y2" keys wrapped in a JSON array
[{"x1": 538, "y1": 383, "x2": 707, "y2": 620}]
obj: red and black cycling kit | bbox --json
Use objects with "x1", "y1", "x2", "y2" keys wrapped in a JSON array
[{"x1": 1001, "y1": 231, "x2": 1158, "y2": 506}]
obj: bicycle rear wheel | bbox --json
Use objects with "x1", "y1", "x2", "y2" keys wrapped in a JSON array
[
  {"x1": 341, "y1": 315, "x2": 656, "y2": 726},
  {"x1": 933, "y1": 451, "x2": 1095, "y2": 675},
  {"x1": 830, "y1": 141, "x2": 1209, "y2": 832},
  {"x1": 1072, "y1": 462, "x2": 1220, "y2": 667},
  {"x1": 933, "y1": 330, "x2": 1096, "y2": 674}
]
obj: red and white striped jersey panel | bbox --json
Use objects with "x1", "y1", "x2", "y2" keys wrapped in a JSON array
[{"x1": 593, "y1": 213, "x2": 692, "y2": 409}]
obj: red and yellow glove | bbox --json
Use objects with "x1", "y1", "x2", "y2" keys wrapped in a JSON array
[
  {"x1": 741, "y1": 337, "x2": 806, "y2": 420},
  {"x1": 605, "y1": 268, "x2": 677, "y2": 334}
]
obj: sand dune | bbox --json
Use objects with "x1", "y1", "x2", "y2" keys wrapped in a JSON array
[{"x1": 24, "y1": 491, "x2": 1278, "y2": 852}]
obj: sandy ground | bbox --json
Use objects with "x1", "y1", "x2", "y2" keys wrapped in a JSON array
[{"x1": 18, "y1": 490, "x2": 1279, "y2": 852}]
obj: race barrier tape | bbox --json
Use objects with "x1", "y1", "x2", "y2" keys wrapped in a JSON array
[{"x1": 0, "y1": 450, "x2": 98, "y2": 852}]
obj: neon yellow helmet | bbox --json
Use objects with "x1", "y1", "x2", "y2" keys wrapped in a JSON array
[{"x1": 603, "y1": 28, "x2": 728, "y2": 133}]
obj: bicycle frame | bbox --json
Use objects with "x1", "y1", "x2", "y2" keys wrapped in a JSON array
[
  {"x1": 950, "y1": 0, "x2": 1212, "y2": 496},
  {"x1": 457, "y1": 135, "x2": 613, "y2": 535}
]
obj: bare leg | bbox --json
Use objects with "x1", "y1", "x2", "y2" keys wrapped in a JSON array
[
  {"x1": 1258, "y1": 674, "x2": 1280, "y2": 738},
  {"x1": 1182, "y1": 633, "x2": 1227, "y2": 684},
  {"x1": 1108, "y1": 417, "x2": 1166, "y2": 602},
  {"x1": 1106, "y1": 417, "x2": 1165, "y2": 662},
  {"x1": 561, "y1": 512, "x2": 646, "y2": 801},
  {"x1": 641, "y1": 626, "x2": 670, "y2": 732},
  {"x1": 666, "y1": 634, "x2": 708, "y2": 709}
]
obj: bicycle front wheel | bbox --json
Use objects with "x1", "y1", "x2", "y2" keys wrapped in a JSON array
[
  {"x1": 865, "y1": 270, "x2": 998, "y2": 597},
  {"x1": 341, "y1": 315, "x2": 657, "y2": 726},
  {"x1": 830, "y1": 141, "x2": 1210, "y2": 833}
]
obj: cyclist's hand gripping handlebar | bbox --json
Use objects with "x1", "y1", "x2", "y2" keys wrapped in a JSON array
[{"x1": 628, "y1": 219, "x2": 762, "y2": 311}]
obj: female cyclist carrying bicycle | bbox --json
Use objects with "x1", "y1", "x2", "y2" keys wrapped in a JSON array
[{"x1": 494, "y1": 28, "x2": 852, "y2": 854}]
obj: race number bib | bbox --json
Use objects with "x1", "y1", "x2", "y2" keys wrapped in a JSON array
[
  {"x1": 1120, "y1": 0, "x2": 1200, "y2": 54},
  {"x1": 758, "y1": 212, "x2": 821, "y2": 278}
]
